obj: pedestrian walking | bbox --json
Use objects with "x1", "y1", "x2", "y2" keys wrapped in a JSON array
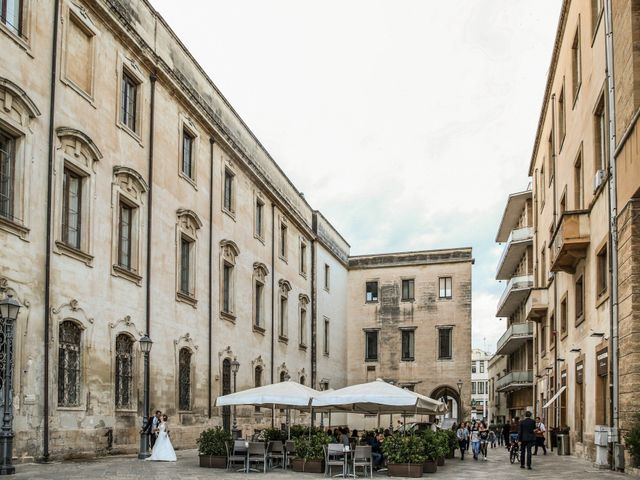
[
  {"x1": 533, "y1": 417, "x2": 547, "y2": 455},
  {"x1": 488, "y1": 428, "x2": 496, "y2": 448},
  {"x1": 518, "y1": 411, "x2": 536, "y2": 470},
  {"x1": 479, "y1": 421, "x2": 489, "y2": 460},
  {"x1": 470, "y1": 422, "x2": 481, "y2": 460},
  {"x1": 502, "y1": 422, "x2": 510, "y2": 448},
  {"x1": 456, "y1": 423, "x2": 469, "y2": 460}
]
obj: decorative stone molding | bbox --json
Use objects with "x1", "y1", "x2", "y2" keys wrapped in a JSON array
[
  {"x1": 113, "y1": 166, "x2": 148, "y2": 205},
  {"x1": 278, "y1": 279, "x2": 292, "y2": 293},
  {"x1": 220, "y1": 239, "x2": 240, "y2": 263},
  {"x1": 51, "y1": 299, "x2": 94, "y2": 325},
  {"x1": 108, "y1": 315, "x2": 143, "y2": 337}
]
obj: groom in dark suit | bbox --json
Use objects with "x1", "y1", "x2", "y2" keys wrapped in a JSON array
[
  {"x1": 144, "y1": 410, "x2": 162, "y2": 448},
  {"x1": 519, "y1": 411, "x2": 536, "y2": 470}
]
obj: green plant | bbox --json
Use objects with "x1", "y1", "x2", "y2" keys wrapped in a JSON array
[
  {"x1": 381, "y1": 433, "x2": 426, "y2": 464},
  {"x1": 419, "y1": 430, "x2": 440, "y2": 462},
  {"x1": 260, "y1": 428, "x2": 287, "y2": 444},
  {"x1": 293, "y1": 431, "x2": 330, "y2": 461},
  {"x1": 625, "y1": 412, "x2": 640, "y2": 467},
  {"x1": 443, "y1": 429, "x2": 458, "y2": 451},
  {"x1": 197, "y1": 427, "x2": 232, "y2": 456},
  {"x1": 290, "y1": 425, "x2": 325, "y2": 439}
]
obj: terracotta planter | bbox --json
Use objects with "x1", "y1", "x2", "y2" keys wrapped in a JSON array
[
  {"x1": 199, "y1": 454, "x2": 226, "y2": 468},
  {"x1": 387, "y1": 463, "x2": 423, "y2": 478},
  {"x1": 446, "y1": 448, "x2": 455, "y2": 459},
  {"x1": 436, "y1": 456, "x2": 445, "y2": 466},
  {"x1": 423, "y1": 460, "x2": 438, "y2": 474},
  {"x1": 291, "y1": 458, "x2": 324, "y2": 473}
]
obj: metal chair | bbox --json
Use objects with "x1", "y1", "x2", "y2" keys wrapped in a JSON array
[
  {"x1": 284, "y1": 440, "x2": 296, "y2": 468},
  {"x1": 248, "y1": 441, "x2": 267, "y2": 473},
  {"x1": 325, "y1": 443, "x2": 345, "y2": 477},
  {"x1": 353, "y1": 445, "x2": 373, "y2": 478},
  {"x1": 267, "y1": 441, "x2": 285, "y2": 469},
  {"x1": 226, "y1": 440, "x2": 247, "y2": 471}
]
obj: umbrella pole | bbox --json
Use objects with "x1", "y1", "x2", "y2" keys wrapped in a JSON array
[
  {"x1": 377, "y1": 413, "x2": 380, "y2": 429},
  {"x1": 271, "y1": 405, "x2": 275, "y2": 428},
  {"x1": 287, "y1": 408, "x2": 291, "y2": 440}
]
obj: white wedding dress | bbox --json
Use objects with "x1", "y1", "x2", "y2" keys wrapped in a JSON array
[{"x1": 147, "y1": 422, "x2": 177, "y2": 462}]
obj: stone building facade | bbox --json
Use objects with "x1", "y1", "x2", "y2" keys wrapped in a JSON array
[
  {"x1": 0, "y1": 0, "x2": 471, "y2": 461},
  {"x1": 487, "y1": 353, "x2": 508, "y2": 425},
  {"x1": 498, "y1": 0, "x2": 640, "y2": 469}
]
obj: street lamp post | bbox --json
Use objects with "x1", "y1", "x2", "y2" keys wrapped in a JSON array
[
  {"x1": 0, "y1": 295, "x2": 21, "y2": 476},
  {"x1": 138, "y1": 335, "x2": 153, "y2": 460},
  {"x1": 231, "y1": 359, "x2": 240, "y2": 439},
  {"x1": 456, "y1": 379, "x2": 464, "y2": 421}
]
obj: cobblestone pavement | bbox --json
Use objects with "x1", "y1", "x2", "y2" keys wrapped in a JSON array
[{"x1": 12, "y1": 447, "x2": 628, "y2": 479}]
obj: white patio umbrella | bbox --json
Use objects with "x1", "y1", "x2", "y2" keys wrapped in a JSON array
[{"x1": 311, "y1": 379, "x2": 447, "y2": 416}]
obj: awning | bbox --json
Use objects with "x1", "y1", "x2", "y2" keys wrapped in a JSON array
[
  {"x1": 215, "y1": 380, "x2": 320, "y2": 410},
  {"x1": 542, "y1": 385, "x2": 566, "y2": 409}
]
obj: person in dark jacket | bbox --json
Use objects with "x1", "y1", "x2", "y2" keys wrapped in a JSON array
[
  {"x1": 502, "y1": 422, "x2": 510, "y2": 448},
  {"x1": 518, "y1": 411, "x2": 536, "y2": 470}
]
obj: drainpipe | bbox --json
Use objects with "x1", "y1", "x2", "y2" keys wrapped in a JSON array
[
  {"x1": 270, "y1": 204, "x2": 275, "y2": 428},
  {"x1": 310, "y1": 238, "x2": 317, "y2": 390},
  {"x1": 208, "y1": 138, "x2": 215, "y2": 418},
  {"x1": 550, "y1": 93, "x2": 559, "y2": 431},
  {"x1": 603, "y1": 0, "x2": 620, "y2": 459},
  {"x1": 43, "y1": 0, "x2": 61, "y2": 460},
  {"x1": 145, "y1": 73, "x2": 157, "y2": 413}
]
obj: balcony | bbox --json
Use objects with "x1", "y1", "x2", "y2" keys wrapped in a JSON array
[
  {"x1": 496, "y1": 275, "x2": 533, "y2": 318},
  {"x1": 550, "y1": 210, "x2": 590, "y2": 273},
  {"x1": 496, "y1": 226, "x2": 534, "y2": 280},
  {"x1": 496, "y1": 322, "x2": 534, "y2": 355},
  {"x1": 496, "y1": 190, "x2": 532, "y2": 242},
  {"x1": 525, "y1": 288, "x2": 548, "y2": 322},
  {"x1": 495, "y1": 370, "x2": 533, "y2": 393}
]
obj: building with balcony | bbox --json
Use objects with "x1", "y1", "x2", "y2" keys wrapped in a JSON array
[
  {"x1": 470, "y1": 349, "x2": 491, "y2": 420},
  {"x1": 487, "y1": 354, "x2": 508, "y2": 425},
  {"x1": 494, "y1": 189, "x2": 534, "y2": 419}
]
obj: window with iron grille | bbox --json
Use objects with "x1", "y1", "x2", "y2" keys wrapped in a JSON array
[
  {"x1": 62, "y1": 167, "x2": 82, "y2": 249},
  {"x1": 401, "y1": 279, "x2": 415, "y2": 301},
  {"x1": 222, "y1": 263, "x2": 233, "y2": 314},
  {"x1": 120, "y1": 72, "x2": 138, "y2": 132},
  {"x1": 0, "y1": 132, "x2": 15, "y2": 221},
  {"x1": 179, "y1": 236, "x2": 193, "y2": 295},
  {"x1": 365, "y1": 330, "x2": 378, "y2": 361},
  {"x1": 118, "y1": 201, "x2": 134, "y2": 270},
  {"x1": 178, "y1": 348, "x2": 191, "y2": 410},
  {"x1": 438, "y1": 327, "x2": 452, "y2": 360},
  {"x1": 182, "y1": 129, "x2": 194, "y2": 179},
  {"x1": 401, "y1": 329, "x2": 415, "y2": 361},
  {"x1": 0, "y1": 0, "x2": 23, "y2": 36},
  {"x1": 115, "y1": 334, "x2": 133, "y2": 409},
  {"x1": 223, "y1": 170, "x2": 233, "y2": 212},
  {"x1": 58, "y1": 321, "x2": 81, "y2": 407},
  {"x1": 255, "y1": 199, "x2": 264, "y2": 238}
]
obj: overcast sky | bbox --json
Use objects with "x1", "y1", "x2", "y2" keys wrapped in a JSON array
[{"x1": 151, "y1": 0, "x2": 562, "y2": 353}]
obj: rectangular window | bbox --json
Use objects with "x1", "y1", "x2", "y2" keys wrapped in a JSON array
[
  {"x1": 222, "y1": 264, "x2": 232, "y2": 313},
  {"x1": 560, "y1": 297, "x2": 568, "y2": 335},
  {"x1": 572, "y1": 26, "x2": 582, "y2": 100},
  {"x1": 439, "y1": 277, "x2": 452, "y2": 299},
  {"x1": 223, "y1": 170, "x2": 233, "y2": 212},
  {"x1": 597, "y1": 244, "x2": 608, "y2": 296},
  {"x1": 558, "y1": 87, "x2": 566, "y2": 147},
  {"x1": 254, "y1": 281, "x2": 263, "y2": 326},
  {"x1": 179, "y1": 236, "x2": 192, "y2": 295},
  {"x1": 255, "y1": 199, "x2": 264, "y2": 238},
  {"x1": 118, "y1": 202, "x2": 133, "y2": 270},
  {"x1": 323, "y1": 318, "x2": 330, "y2": 355},
  {"x1": 540, "y1": 165, "x2": 545, "y2": 208},
  {"x1": 280, "y1": 222, "x2": 287, "y2": 258},
  {"x1": 575, "y1": 275, "x2": 584, "y2": 325},
  {"x1": 549, "y1": 314, "x2": 556, "y2": 350},
  {"x1": 401, "y1": 330, "x2": 415, "y2": 361},
  {"x1": 471, "y1": 381, "x2": 476, "y2": 395},
  {"x1": 365, "y1": 331, "x2": 378, "y2": 361},
  {"x1": 1, "y1": 0, "x2": 23, "y2": 36},
  {"x1": 540, "y1": 244, "x2": 547, "y2": 286},
  {"x1": 540, "y1": 318, "x2": 547, "y2": 355},
  {"x1": 401, "y1": 279, "x2": 415, "y2": 301},
  {"x1": 478, "y1": 381, "x2": 485, "y2": 395},
  {"x1": 480, "y1": 361, "x2": 485, "y2": 373},
  {"x1": 592, "y1": 0, "x2": 604, "y2": 33},
  {"x1": 0, "y1": 132, "x2": 15, "y2": 220},
  {"x1": 120, "y1": 72, "x2": 137, "y2": 132},
  {"x1": 438, "y1": 327, "x2": 452, "y2": 359},
  {"x1": 365, "y1": 281, "x2": 378, "y2": 302},
  {"x1": 299, "y1": 307, "x2": 307, "y2": 346},
  {"x1": 62, "y1": 168, "x2": 82, "y2": 249},
  {"x1": 471, "y1": 362, "x2": 476, "y2": 373},
  {"x1": 279, "y1": 296, "x2": 287, "y2": 338},
  {"x1": 181, "y1": 129, "x2": 194, "y2": 179},
  {"x1": 574, "y1": 152, "x2": 583, "y2": 209},
  {"x1": 548, "y1": 133, "x2": 555, "y2": 182},
  {"x1": 594, "y1": 94, "x2": 607, "y2": 173},
  {"x1": 300, "y1": 241, "x2": 307, "y2": 274},
  {"x1": 324, "y1": 264, "x2": 330, "y2": 290}
]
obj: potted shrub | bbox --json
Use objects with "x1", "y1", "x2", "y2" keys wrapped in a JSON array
[
  {"x1": 381, "y1": 433, "x2": 425, "y2": 478},
  {"x1": 419, "y1": 431, "x2": 438, "y2": 474},
  {"x1": 197, "y1": 426, "x2": 231, "y2": 468},
  {"x1": 444, "y1": 429, "x2": 457, "y2": 458},
  {"x1": 260, "y1": 427, "x2": 286, "y2": 444},
  {"x1": 291, "y1": 431, "x2": 330, "y2": 473},
  {"x1": 433, "y1": 430, "x2": 449, "y2": 466}
]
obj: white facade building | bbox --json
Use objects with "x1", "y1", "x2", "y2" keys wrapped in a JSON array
[{"x1": 471, "y1": 349, "x2": 492, "y2": 420}]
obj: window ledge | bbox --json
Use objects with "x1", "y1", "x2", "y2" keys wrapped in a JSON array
[
  {"x1": 220, "y1": 311, "x2": 236, "y2": 323},
  {"x1": 365, "y1": 300, "x2": 379, "y2": 305},
  {"x1": 116, "y1": 121, "x2": 143, "y2": 147},
  {"x1": 254, "y1": 233, "x2": 265, "y2": 245},
  {"x1": 0, "y1": 22, "x2": 32, "y2": 57},
  {"x1": 56, "y1": 405, "x2": 86, "y2": 412},
  {"x1": 279, "y1": 255, "x2": 288, "y2": 264},
  {"x1": 438, "y1": 297, "x2": 452, "y2": 301},
  {"x1": 323, "y1": 352, "x2": 330, "y2": 358},
  {"x1": 253, "y1": 324, "x2": 266, "y2": 335},
  {"x1": 299, "y1": 271, "x2": 307, "y2": 280},
  {"x1": 324, "y1": 287, "x2": 330, "y2": 293},
  {"x1": 596, "y1": 291, "x2": 609, "y2": 308},
  {"x1": 0, "y1": 216, "x2": 29, "y2": 240},
  {"x1": 437, "y1": 357, "x2": 453, "y2": 362},
  {"x1": 61, "y1": 77, "x2": 96, "y2": 108},
  {"x1": 278, "y1": 335, "x2": 288, "y2": 344},
  {"x1": 401, "y1": 358, "x2": 415, "y2": 362},
  {"x1": 55, "y1": 241, "x2": 94, "y2": 266},
  {"x1": 115, "y1": 408, "x2": 137, "y2": 414},
  {"x1": 401, "y1": 298, "x2": 415, "y2": 303},
  {"x1": 365, "y1": 358, "x2": 379, "y2": 363},
  {"x1": 572, "y1": 83, "x2": 582, "y2": 109},
  {"x1": 112, "y1": 264, "x2": 143, "y2": 286},
  {"x1": 176, "y1": 291, "x2": 198, "y2": 308},
  {"x1": 299, "y1": 343, "x2": 307, "y2": 352},
  {"x1": 575, "y1": 315, "x2": 585, "y2": 328},
  {"x1": 179, "y1": 171, "x2": 198, "y2": 190},
  {"x1": 222, "y1": 207, "x2": 236, "y2": 222}
]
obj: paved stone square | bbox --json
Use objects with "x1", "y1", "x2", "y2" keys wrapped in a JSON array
[{"x1": 11, "y1": 447, "x2": 629, "y2": 479}]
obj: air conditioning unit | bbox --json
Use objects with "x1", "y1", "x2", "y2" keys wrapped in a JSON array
[{"x1": 594, "y1": 169, "x2": 606, "y2": 192}]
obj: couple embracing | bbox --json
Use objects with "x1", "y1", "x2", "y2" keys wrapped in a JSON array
[{"x1": 145, "y1": 410, "x2": 177, "y2": 462}]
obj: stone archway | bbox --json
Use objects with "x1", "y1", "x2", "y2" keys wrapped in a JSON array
[{"x1": 430, "y1": 385, "x2": 463, "y2": 422}]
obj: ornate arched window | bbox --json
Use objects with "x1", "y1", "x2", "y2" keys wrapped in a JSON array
[
  {"x1": 58, "y1": 321, "x2": 82, "y2": 407},
  {"x1": 115, "y1": 334, "x2": 134, "y2": 409},
  {"x1": 299, "y1": 294, "x2": 309, "y2": 348},
  {"x1": 278, "y1": 279, "x2": 292, "y2": 339},
  {"x1": 178, "y1": 348, "x2": 192, "y2": 411},
  {"x1": 220, "y1": 240, "x2": 239, "y2": 320}
]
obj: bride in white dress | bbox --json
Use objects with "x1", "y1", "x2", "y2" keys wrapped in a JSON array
[{"x1": 147, "y1": 415, "x2": 177, "y2": 462}]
